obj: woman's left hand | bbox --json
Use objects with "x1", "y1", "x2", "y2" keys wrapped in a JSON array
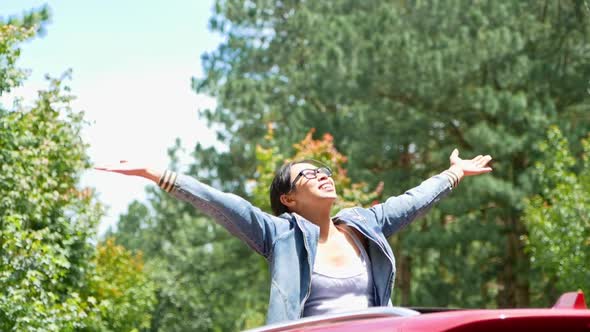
[{"x1": 448, "y1": 149, "x2": 493, "y2": 179}]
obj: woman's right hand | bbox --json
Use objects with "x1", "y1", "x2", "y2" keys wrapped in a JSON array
[{"x1": 94, "y1": 161, "x2": 161, "y2": 183}]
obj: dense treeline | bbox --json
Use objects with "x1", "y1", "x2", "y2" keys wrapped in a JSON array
[{"x1": 112, "y1": 0, "x2": 589, "y2": 331}]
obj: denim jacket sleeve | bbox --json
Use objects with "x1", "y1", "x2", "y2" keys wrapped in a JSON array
[
  {"x1": 367, "y1": 173, "x2": 454, "y2": 238},
  {"x1": 165, "y1": 173, "x2": 282, "y2": 259}
]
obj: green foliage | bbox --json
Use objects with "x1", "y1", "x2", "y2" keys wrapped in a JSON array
[
  {"x1": 250, "y1": 125, "x2": 284, "y2": 211},
  {"x1": 1, "y1": 10, "x2": 156, "y2": 331},
  {"x1": 0, "y1": 24, "x2": 34, "y2": 95},
  {"x1": 86, "y1": 238, "x2": 156, "y2": 332},
  {"x1": 1, "y1": 5, "x2": 50, "y2": 32},
  {"x1": 523, "y1": 127, "x2": 590, "y2": 299},
  {"x1": 0, "y1": 5, "x2": 50, "y2": 95},
  {"x1": 0, "y1": 70, "x2": 100, "y2": 331},
  {"x1": 194, "y1": 0, "x2": 590, "y2": 308}
]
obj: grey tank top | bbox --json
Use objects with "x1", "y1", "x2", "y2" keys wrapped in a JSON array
[{"x1": 302, "y1": 224, "x2": 375, "y2": 317}]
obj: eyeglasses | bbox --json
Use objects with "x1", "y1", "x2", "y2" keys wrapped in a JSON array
[{"x1": 290, "y1": 166, "x2": 333, "y2": 191}]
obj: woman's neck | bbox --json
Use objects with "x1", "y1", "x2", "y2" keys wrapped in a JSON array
[{"x1": 296, "y1": 206, "x2": 337, "y2": 242}]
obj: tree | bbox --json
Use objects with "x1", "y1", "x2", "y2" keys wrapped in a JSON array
[
  {"x1": 194, "y1": 0, "x2": 590, "y2": 307},
  {"x1": 1, "y1": 8, "x2": 155, "y2": 331},
  {"x1": 0, "y1": 6, "x2": 49, "y2": 95},
  {"x1": 85, "y1": 238, "x2": 156, "y2": 332},
  {"x1": 0, "y1": 29, "x2": 99, "y2": 328},
  {"x1": 523, "y1": 127, "x2": 590, "y2": 301}
]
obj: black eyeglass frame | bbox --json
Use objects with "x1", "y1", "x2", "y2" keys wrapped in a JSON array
[{"x1": 289, "y1": 165, "x2": 333, "y2": 192}]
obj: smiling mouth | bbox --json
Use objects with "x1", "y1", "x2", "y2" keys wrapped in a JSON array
[{"x1": 319, "y1": 183, "x2": 334, "y2": 191}]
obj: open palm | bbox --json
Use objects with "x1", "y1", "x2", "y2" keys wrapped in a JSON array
[{"x1": 450, "y1": 149, "x2": 493, "y2": 176}]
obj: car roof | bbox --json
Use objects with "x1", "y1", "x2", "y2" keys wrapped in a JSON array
[
  {"x1": 249, "y1": 309, "x2": 590, "y2": 332},
  {"x1": 244, "y1": 291, "x2": 590, "y2": 332},
  {"x1": 244, "y1": 307, "x2": 420, "y2": 332}
]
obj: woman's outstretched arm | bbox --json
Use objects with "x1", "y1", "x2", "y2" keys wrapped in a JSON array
[
  {"x1": 94, "y1": 161, "x2": 283, "y2": 258},
  {"x1": 369, "y1": 149, "x2": 492, "y2": 237}
]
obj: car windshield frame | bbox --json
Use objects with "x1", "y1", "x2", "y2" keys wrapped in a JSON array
[{"x1": 244, "y1": 307, "x2": 420, "y2": 332}]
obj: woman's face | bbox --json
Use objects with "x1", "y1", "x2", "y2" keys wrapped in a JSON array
[{"x1": 287, "y1": 163, "x2": 337, "y2": 205}]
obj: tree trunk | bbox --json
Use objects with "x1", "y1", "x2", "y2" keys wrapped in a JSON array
[
  {"x1": 399, "y1": 254, "x2": 413, "y2": 306},
  {"x1": 497, "y1": 217, "x2": 530, "y2": 307}
]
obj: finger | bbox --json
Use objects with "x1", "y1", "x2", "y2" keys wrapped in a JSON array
[
  {"x1": 94, "y1": 162, "x2": 124, "y2": 171},
  {"x1": 480, "y1": 155, "x2": 492, "y2": 165},
  {"x1": 472, "y1": 155, "x2": 483, "y2": 162},
  {"x1": 450, "y1": 148, "x2": 459, "y2": 160},
  {"x1": 94, "y1": 165, "x2": 118, "y2": 171},
  {"x1": 468, "y1": 167, "x2": 493, "y2": 175},
  {"x1": 94, "y1": 163, "x2": 112, "y2": 170}
]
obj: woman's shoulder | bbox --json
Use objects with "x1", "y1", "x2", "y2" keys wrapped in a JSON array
[
  {"x1": 333, "y1": 206, "x2": 377, "y2": 223},
  {"x1": 332, "y1": 206, "x2": 370, "y2": 219},
  {"x1": 273, "y1": 211, "x2": 300, "y2": 230}
]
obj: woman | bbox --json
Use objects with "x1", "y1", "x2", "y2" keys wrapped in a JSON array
[{"x1": 95, "y1": 149, "x2": 492, "y2": 324}]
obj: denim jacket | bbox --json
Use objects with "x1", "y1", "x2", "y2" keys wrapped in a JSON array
[{"x1": 167, "y1": 172, "x2": 453, "y2": 325}]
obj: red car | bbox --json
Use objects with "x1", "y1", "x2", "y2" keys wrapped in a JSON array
[{"x1": 246, "y1": 291, "x2": 590, "y2": 332}]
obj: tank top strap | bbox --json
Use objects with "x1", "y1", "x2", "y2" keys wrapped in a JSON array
[{"x1": 336, "y1": 224, "x2": 369, "y2": 262}]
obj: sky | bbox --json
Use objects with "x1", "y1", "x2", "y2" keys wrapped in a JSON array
[{"x1": 0, "y1": 1, "x2": 224, "y2": 234}]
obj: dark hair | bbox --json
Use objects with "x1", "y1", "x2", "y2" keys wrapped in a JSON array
[{"x1": 269, "y1": 159, "x2": 325, "y2": 216}]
